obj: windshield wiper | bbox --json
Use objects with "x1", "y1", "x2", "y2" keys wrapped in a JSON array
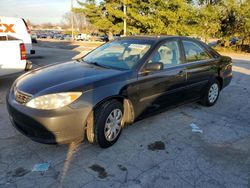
[{"x1": 84, "y1": 61, "x2": 111, "y2": 69}]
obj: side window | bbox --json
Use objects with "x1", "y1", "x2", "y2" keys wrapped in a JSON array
[
  {"x1": 183, "y1": 40, "x2": 211, "y2": 62},
  {"x1": 149, "y1": 41, "x2": 181, "y2": 69}
]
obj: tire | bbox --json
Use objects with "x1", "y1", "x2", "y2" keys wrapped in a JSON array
[
  {"x1": 200, "y1": 79, "x2": 220, "y2": 106},
  {"x1": 94, "y1": 100, "x2": 124, "y2": 148}
]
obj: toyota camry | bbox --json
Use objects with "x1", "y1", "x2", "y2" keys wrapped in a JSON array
[{"x1": 7, "y1": 36, "x2": 232, "y2": 148}]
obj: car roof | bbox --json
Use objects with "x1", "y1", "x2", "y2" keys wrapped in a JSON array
[{"x1": 117, "y1": 35, "x2": 195, "y2": 43}]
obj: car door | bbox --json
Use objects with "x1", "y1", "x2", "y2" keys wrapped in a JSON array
[
  {"x1": 136, "y1": 39, "x2": 188, "y2": 116},
  {"x1": 180, "y1": 39, "x2": 218, "y2": 99}
]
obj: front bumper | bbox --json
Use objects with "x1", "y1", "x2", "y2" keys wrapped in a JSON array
[{"x1": 7, "y1": 92, "x2": 88, "y2": 144}]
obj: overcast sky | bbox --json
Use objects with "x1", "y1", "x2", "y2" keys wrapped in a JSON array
[{"x1": 0, "y1": 0, "x2": 80, "y2": 24}]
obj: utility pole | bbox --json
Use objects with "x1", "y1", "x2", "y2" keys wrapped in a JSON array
[
  {"x1": 123, "y1": 0, "x2": 127, "y2": 36},
  {"x1": 71, "y1": 0, "x2": 74, "y2": 41}
]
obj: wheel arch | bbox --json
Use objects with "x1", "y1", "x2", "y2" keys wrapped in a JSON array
[
  {"x1": 85, "y1": 95, "x2": 135, "y2": 143},
  {"x1": 215, "y1": 76, "x2": 223, "y2": 90}
]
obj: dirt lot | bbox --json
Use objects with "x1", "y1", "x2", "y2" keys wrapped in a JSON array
[{"x1": 0, "y1": 40, "x2": 249, "y2": 188}]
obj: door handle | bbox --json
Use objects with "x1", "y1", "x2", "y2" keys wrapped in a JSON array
[
  {"x1": 177, "y1": 70, "x2": 187, "y2": 79},
  {"x1": 178, "y1": 70, "x2": 186, "y2": 76}
]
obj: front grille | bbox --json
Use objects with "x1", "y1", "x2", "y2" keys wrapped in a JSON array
[{"x1": 15, "y1": 89, "x2": 32, "y2": 104}]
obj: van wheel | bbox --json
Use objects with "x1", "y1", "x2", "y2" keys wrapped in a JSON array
[
  {"x1": 94, "y1": 100, "x2": 123, "y2": 148},
  {"x1": 200, "y1": 80, "x2": 220, "y2": 106}
]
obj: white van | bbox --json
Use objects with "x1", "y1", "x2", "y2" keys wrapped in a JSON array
[
  {"x1": 0, "y1": 35, "x2": 32, "y2": 77},
  {"x1": 0, "y1": 16, "x2": 35, "y2": 55}
]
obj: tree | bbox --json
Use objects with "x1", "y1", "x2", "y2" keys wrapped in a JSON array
[
  {"x1": 62, "y1": 12, "x2": 89, "y2": 32},
  {"x1": 74, "y1": 0, "x2": 250, "y2": 48},
  {"x1": 77, "y1": 0, "x2": 197, "y2": 36},
  {"x1": 198, "y1": 0, "x2": 222, "y2": 6},
  {"x1": 196, "y1": 5, "x2": 221, "y2": 42},
  {"x1": 76, "y1": 0, "x2": 124, "y2": 37},
  {"x1": 238, "y1": 0, "x2": 250, "y2": 45},
  {"x1": 220, "y1": 0, "x2": 250, "y2": 46}
]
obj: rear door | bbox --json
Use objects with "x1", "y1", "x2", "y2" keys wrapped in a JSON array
[{"x1": 180, "y1": 39, "x2": 218, "y2": 99}]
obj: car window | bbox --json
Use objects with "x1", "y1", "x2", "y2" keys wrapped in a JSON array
[
  {"x1": 148, "y1": 41, "x2": 181, "y2": 69},
  {"x1": 183, "y1": 40, "x2": 211, "y2": 62},
  {"x1": 83, "y1": 40, "x2": 152, "y2": 70}
]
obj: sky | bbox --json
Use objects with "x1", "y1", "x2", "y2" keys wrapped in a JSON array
[{"x1": 0, "y1": 0, "x2": 79, "y2": 24}]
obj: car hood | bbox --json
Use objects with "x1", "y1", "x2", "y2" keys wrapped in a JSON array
[{"x1": 16, "y1": 61, "x2": 127, "y2": 96}]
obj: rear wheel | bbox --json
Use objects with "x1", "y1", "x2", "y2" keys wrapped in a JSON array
[
  {"x1": 200, "y1": 80, "x2": 220, "y2": 106},
  {"x1": 94, "y1": 100, "x2": 123, "y2": 148}
]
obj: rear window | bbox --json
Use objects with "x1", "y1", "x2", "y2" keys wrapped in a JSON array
[
  {"x1": 183, "y1": 40, "x2": 211, "y2": 62},
  {"x1": 0, "y1": 35, "x2": 18, "y2": 41}
]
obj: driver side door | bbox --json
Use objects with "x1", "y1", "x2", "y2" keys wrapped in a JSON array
[{"x1": 136, "y1": 39, "x2": 188, "y2": 117}]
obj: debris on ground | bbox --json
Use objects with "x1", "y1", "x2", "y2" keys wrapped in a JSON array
[
  {"x1": 117, "y1": 164, "x2": 127, "y2": 171},
  {"x1": 190, "y1": 123, "x2": 203, "y2": 133},
  {"x1": 32, "y1": 163, "x2": 50, "y2": 172},
  {"x1": 89, "y1": 164, "x2": 108, "y2": 179},
  {"x1": 148, "y1": 141, "x2": 165, "y2": 151},
  {"x1": 7, "y1": 168, "x2": 30, "y2": 177}
]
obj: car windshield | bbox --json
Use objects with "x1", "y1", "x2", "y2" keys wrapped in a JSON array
[{"x1": 82, "y1": 39, "x2": 152, "y2": 70}]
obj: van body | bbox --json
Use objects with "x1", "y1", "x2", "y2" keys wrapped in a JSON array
[
  {"x1": 0, "y1": 16, "x2": 35, "y2": 55},
  {"x1": 0, "y1": 35, "x2": 32, "y2": 77}
]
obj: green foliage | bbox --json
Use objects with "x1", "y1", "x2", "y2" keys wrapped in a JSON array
[
  {"x1": 195, "y1": 5, "x2": 221, "y2": 42},
  {"x1": 127, "y1": 0, "x2": 197, "y2": 35},
  {"x1": 75, "y1": 0, "x2": 250, "y2": 46},
  {"x1": 76, "y1": 0, "x2": 124, "y2": 34},
  {"x1": 220, "y1": 0, "x2": 250, "y2": 44}
]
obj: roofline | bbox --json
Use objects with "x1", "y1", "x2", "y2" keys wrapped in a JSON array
[
  {"x1": 116, "y1": 35, "x2": 180, "y2": 43},
  {"x1": 122, "y1": 35, "x2": 178, "y2": 39}
]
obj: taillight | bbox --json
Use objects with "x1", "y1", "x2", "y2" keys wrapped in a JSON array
[
  {"x1": 22, "y1": 18, "x2": 30, "y2": 34},
  {"x1": 20, "y1": 43, "x2": 26, "y2": 60}
]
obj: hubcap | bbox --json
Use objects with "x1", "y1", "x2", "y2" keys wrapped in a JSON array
[
  {"x1": 104, "y1": 109, "x2": 123, "y2": 141},
  {"x1": 208, "y1": 83, "x2": 219, "y2": 103}
]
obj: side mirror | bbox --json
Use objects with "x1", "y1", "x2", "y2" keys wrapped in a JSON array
[{"x1": 143, "y1": 62, "x2": 163, "y2": 73}]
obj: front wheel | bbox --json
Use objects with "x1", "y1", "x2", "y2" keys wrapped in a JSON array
[
  {"x1": 94, "y1": 100, "x2": 124, "y2": 148},
  {"x1": 200, "y1": 80, "x2": 220, "y2": 106}
]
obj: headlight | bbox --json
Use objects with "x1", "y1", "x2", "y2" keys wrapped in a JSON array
[{"x1": 26, "y1": 92, "x2": 82, "y2": 110}]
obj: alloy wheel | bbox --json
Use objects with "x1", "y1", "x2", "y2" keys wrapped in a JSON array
[
  {"x1": 104, "y1": 109, "x2": 123, "y2": 141},
  {"x1": 208, "y1": 83, "x2": 219, "y2": 103}
]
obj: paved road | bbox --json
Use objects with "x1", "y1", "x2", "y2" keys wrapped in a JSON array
[
  {"x1": 0, "y1": 42, "x2": 249, "y2": 188},
  {"x1": 29, "y1": 42, "x2": 79, "y2": 67}
]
